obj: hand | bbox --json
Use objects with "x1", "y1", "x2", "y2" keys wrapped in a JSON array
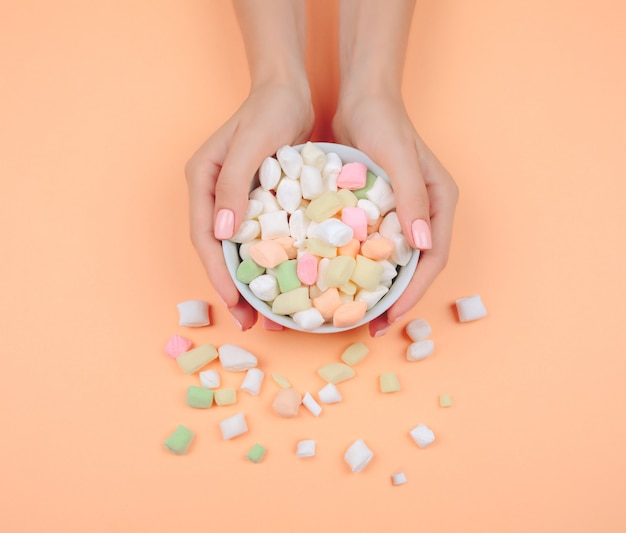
[
  {"x1": 185, "y1": 81, "x2": 314, "y2": 330},
  {"x1": 333, "y1": 93, "x2": 458, "y2": 336}
]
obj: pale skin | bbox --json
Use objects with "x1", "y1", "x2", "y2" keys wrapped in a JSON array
[{"x1": 185, "y1": 0, "x2": 458, "y2": 336}]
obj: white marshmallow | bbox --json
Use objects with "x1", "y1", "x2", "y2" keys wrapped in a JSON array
[
  {"x1": 259, "y1": 156, "x2": 282, "y2": 190},
  {"x1": 296, "y1": 439, "x2": 317, "y2": 458},
  {"x1": 250, "y1": 187, "x2": 280, "y2": 213},
  {"x1": 288, "y1": 208, "x2": 309, "y2": 247},
  {"x1": 301, "y1": 141, "x2": 326, "y2": 170},
  {"x1": 357, "y1": 198, "x2": 381, "y2": 226},
  {"x1": 199, "y1": 369, "x2": 220, "y2": 389},
  {"x1": 249, "y1": 274, "x2": 279, "y2": 302},
  {"x1": 379, "y1": 211, "x2": 402, "y2": 237},
  {"x1": 355, "y1": 285, "x2": 389, "y2": 310},
  {"x1": 378, "y1": 259, "x2": 399, "y2": 282},
  {"x1": 231, "y1": 219, "x2": 261, "y2": 244},
  {"x1": 300, "y1": 165, "x2": 324, "y2": 200},
  {"x1": 219, "y1": 413, "x2": 248, "y2": 440},
  {"x1": 243, "y1": 199, "x2": 263, "y2": 220},
  {"x1": 218, "y1": 344, "x2": 258, "y2": 371},
  {"x1": 240, "y1": 367, "x2": 264, "y2": 396},
  {"x1": 318, "y1": 382, "x2": 342, "y2": 404},
  {"x1": 409, "y1": 424, "x2": 435, "y2": 448},
  {"x1": 238, "y1": 238, "x2": 260, "y2": 261},
  {"x1": 315, "y1": 258, "x2": 330, "y2": 292},
  {"x1": 389, "y1": 232, "x2": 413, "y2": 266},
  {"x1": 366, "y1": 177, "x2": 396, "y2": 215},
  {"x1": 344, "y1": 439, "x2": 374, "y2": 473},
  {"x1": 276, "y1": 177, "x2": 303, "y2": 214},
  {"x1": 406, "y1": 318, "x2": 432, "y2": 341},
  {"x1": 314, "y1": 218, "x2": 354, "y2": 247},
  {"x1": 305, "y1": 219, "x2": 320, "y2": 239},
  {"x1": 406, "y1": 340, "x2": 434, "y2": 361},
  {"x1": 277, "y1": 144, "x2": 303, "y2": 179},
  {"x1": 391, "y1": 472, "x2": 408, "y2": 486},
  {"x1": 258, "y1": 210, "x2": 290, "y2": 240},
  {"x1": 177, "y1": 300, "x2": 210, "y2": 327},
  {"x1": 293, "y1": 307, "x2": 325, "y2": 330},
  {"x1": 455, "y1": 294, "x2": 488, "y2": 322},
  {"x1": 322, "y1": 152, "x2": 342, "y2": 179},
  {"x1": 302, "y1": 392, "x2": 322, "y2": 416}
]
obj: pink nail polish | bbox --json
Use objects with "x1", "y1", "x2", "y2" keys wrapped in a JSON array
[
  {"x1": 231, "y1": 314, "x2": 243, "y2": 331},
  {"x1": 373, "y1": 323, "x2": 392, "y2": 337},
  {"x1": 214, "y1": 209, "x2": 235, "y2": 240},
  {"x1": 411, "y1": 219, "x2": 432, "y2": 250}
]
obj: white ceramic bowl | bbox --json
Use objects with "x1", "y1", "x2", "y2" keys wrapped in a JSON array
[{"x1": 222, "y1": 142, "x2": 419, "y2": 333}]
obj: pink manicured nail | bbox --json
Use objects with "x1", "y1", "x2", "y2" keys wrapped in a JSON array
[
  {"x1": 373, "y1": 323, "x2": 392, "y2": 338},
  {"x1": 215, "y1": 209, "x2": 235, "y2": 240},
  {"x1": 411, "y1": 219, "x2": 432, "y2": 250},
  {"x1": 231, "y1": 314, "x2": 243, "y2": 331}
]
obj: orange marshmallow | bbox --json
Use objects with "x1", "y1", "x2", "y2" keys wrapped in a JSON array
[
  {"x1": 249, "y1": 239, "x2": 289, "y2": 268},
  {"x1": 360, "y1": 235, "x2": 394, "y2": 261},
  {"x1": 275, "y1": 236, "x2": 297, "y2": 259},
  {"x1": 333, "y1": 301, "x2": 368, "y2": 328},
  {"x1": 338, "y1": 239, "x2": 360, "y2": 258},
  {"x1": 312, "y1": 287, "x2": 343, "y2": 321}
]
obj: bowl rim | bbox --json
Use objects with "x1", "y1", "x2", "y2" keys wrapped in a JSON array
[{"x1": 222, "y1": 142, "x2": 419, "y2": 333}]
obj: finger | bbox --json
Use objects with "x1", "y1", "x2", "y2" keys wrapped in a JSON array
[
  {"x1": 229, "y1": 296, "x2": 258, "y2": 331},
  {"x1": 369, "y1": 312, "x2": 393, "y2": 337}
]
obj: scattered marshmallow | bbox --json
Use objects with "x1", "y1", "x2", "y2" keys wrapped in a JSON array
[
  {"x1": 214, "y1": 388, "x2": 236, "y2": 406},
  {"x1": 241, "y1": 368, "x2": 265, "y2": 396},
  {"x1": 271, "y1": 373, "x2": 291, "y2": 388},
  {"x1": 164, "y1": 334, "x2": 192, "y2": 358},
  {"x1": 296, "y1": 439, "x2": 317, "y2": 458},
  {"x1": 218, "y1": 344, "x2": 258, "y2": 371},
  {"x1": 379, "y1": 372, "x2": 401, "y2": 393},
  {"x1": 391, "y1": 472, "x2": 408, "y2": 486},
  {"x1": 340, "y1": 342, "x2": 369, "y2": 366},
  {"x1": 439, "y1": 394, "x2": 453, "y2": 407},
  {"x1": 177, "y1": 344, "x2": 218, "y2": 374},
  {"x1": 318, "y1": 382, "x2": 342, "y2": 404},
  {"x1": 163, "y1": 425, "x2": 194, "y2": 455},
  {"x1": 318, "y1": 363, "x2": 356, "y2": 384},
  {"x1": 406, "y1": 340, "x2": 434, "y2": 362},
  {"x1": 410, "y1": 424, "x2": 435, "y2": 448},
  {"x1": 455, "y1": 294, "x2": 488, "y2": 322},
  {"x1": 406, "y1": 318, "x2": 432, "y2": 341},
  {"x1": 219, "y1": 413, "x2": 248, "y2": 440},
  {"x1": 302, "y1": 392, "x2": 322, "y2": 417},
  {"x1": 177, "y1": 300, "x2": 210, "y2": 327},
  {"x1": 272, "y1": 388, "x2": 302, "y2": 417},
  {"x1": 246, "y1": 443, "x2": 267, "y2": 463},
  {"x1": 199, "y1": 369, "x2": 220, "y2": 389},
  {"x1": 344, "y1": 439, "x2": 374, "y2": 473}
]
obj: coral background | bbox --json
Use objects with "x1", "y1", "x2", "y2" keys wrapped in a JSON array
[{"x1": 2, "y1": 1, "x2": 625, "y2": 531}]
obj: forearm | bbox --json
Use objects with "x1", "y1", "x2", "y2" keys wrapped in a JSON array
[
  {"x1": 233, "y1": 0, "x2": 309, "y2": 90},
  {"x1": 338, "y1": 0, "x2": 416, "y2": 99}
]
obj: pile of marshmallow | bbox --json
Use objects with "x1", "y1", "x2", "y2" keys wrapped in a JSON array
[{"x1": 229, "y1": 142, "x2": 413, "y2": 330}]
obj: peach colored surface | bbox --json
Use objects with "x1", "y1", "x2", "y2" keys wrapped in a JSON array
[{"x1": 2, "y1": 1, "x2": 626, "y2": 531}]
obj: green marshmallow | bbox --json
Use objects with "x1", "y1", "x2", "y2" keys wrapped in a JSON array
[
  {"x1": 341, "y1": 342, "x2": 369, "y2": 366},
  {"x1": 246, "y1": 443, "x2": 267, "y2": 463},
  {"x1": 177, "y1": 344, "x2": 218, "y2": 374},
  {"x1": 214, "y1": 388, "x2": 237, "y2": 406},
  {"x1": 275, "y1": 259, "x2": 301, "y2": 293},
  {"x1": 164, "y1": 424, "x2": 194, "y2": 455},
  {"x1": 186, "y1": 386, "x2": 213, "y2": 408},
  {"x1": 439, "y1": 394, "x2": 454, "y2": 407},
  {"x1": 380, "y1": 372, "x2": 401, "y2": 393},
  {"x1": 236, "y1": 257, "x2": 265, "y2": 284},
  {"x1": 353, "y1": 170, "x2": 378, "y2": 200}
]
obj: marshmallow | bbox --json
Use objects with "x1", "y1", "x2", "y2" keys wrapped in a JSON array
[
  {"x1": 243, "y1": 199, "x2": 264, "y2": 220},
  {"x1": 275, "y1": 259, "x2": 301, "y2": 293},
  {"x1": 219, "y1": 413, "x2": 248, "y2": 440},
  {"x1": 249, "y1": 239, "x2": 289, "y2": 269},
  {"x1": 360, "y1": 235, "x2": 394, "y2": 261},
  {"x1": 259, "y1": 156, "x2": 281, "y2": 190},
  {"x1": 246, "y1": 443, "x2": 267, "y2": 463},
  {"x1": 357, "y1": 199, "x2": 381, "y2": 226},
  {"x1": 338, "y1": 238, "x2": 360, "y2": 258},
  {"x1": 236, "y1": 257, "x2": 265, "y2": 284},
  {"x1": 272, "y1": 388, "x2": 302, "y2": 417},
  {"x1": 366, "y1": 176, "x2": 396, "y2": 215},
  {"x1": 391, "y1": 472, "x2": 408, "y2": 486},
  {"x1": 259, "y1": 210, "x2": 290, "y2": 240},
  {"x1": 301, "y1": 141, "x2": 326, "y2": 170},
  {"x1": 305, "y1": 238, "x2": 337, "y2": 259},
  {"x1": 406, "y1": 318, "x2": 432, "y2": 341},
  {"x1": 322, "y1": 152, "x2": 342, "y2": 179},
  {"x1": 350, "y1": 255, "x2": 384, "y2": 291},
  {"x1": 164, "y1": 334, "x2": 192, "y2": 359},
  {"x1": 389, "y1": 233, "x2": 414, "y2": 267},
  {"x1": 249, "y1": 274, "x2": 280, "y2": 301},
  {"x1": 231, "y1": 219, "x2": 261, "y2": 243},
  {"x1": 455, "y1": 294, "x2": 488, "y2": 322},
  {"x1": 312, "y1": 287, "x2": 342, "y2": 321},
  {"x1": 271, "y1": 373, "x2": 291, "y2": 388},
  {"x1": 341, "y1": 206, "x2": 368, "y2": 241},
  {"x1": 218, "y1": 344, "x2": 258, "y2": 371},
  {"x1": 379, "y1": 373, "x2": 400, "y2": 393},
  {"x1": 214, "y1": 388, "x2": 236, "y2": 406},
  {"x1": 407, "y1": 340, "x2": 434, "y2": 361},
  {"x1": 250, "y1": 187, "x2": 280, "y2": 213},
  {"x1": 302, "y1": 392, "x2": 322, "y2": 416},
  {"x1": 300, "y1": 165, "x2": 324, "y2": 200},
  {"x1": 314, "y1": 218, "x2": 354, "y2": 247},
  {"x1": 177, "y1": 344, "x2": 218, "y2": 374},
  {"x1": 340, "y1": 342, "x2": 369, "y2": 366},
  {"x1": 186, "y1": 386, "x2": 214, "y2": 408},
  {"x1": 318, "y1": 382, "x2": 342, "y2": 404},
  {"x1": 337, "y1": 188, "x2": 358, "y2": 207},
  {"x1": 318, "y1": 363, "x2": 355, "y2": 384},
  {"x1": 325, "y1": 256, "x2": 356, "y2": 288},
  {"x1": 344, "y1": 439, "x2": 374, "y2": 473},
  {"x1": 276, "y1": 177, "x2": 303, "y2": 214},
  {"x1": 296, "y1": 439, "x2": 317, "y2": 458},
  {"x1": 275, "y1": 236, "x2": 297, "y2": 259},
  {"x1": 355, "y1": 285, "x2": 389, "y2": 310},
  {"x1": 293, "y1": 307, "x2": 325, "y2": 330},
  {"x1": 379, "y1": 211, "x2": 402, "y2": 237},
  {"x1": 353, "y1": 170, "x2": 377, "y2": 200},
  {"x1": 378, "y1": 260, "x2": 399, "y2": 282},
  {"x1": 296, "y1": 253, "x2": 318, "y2": 285},
  {"x1": 305, "y1": 191, "x2": 343, "y2": 222},
  {"x1": 288, "y1": 208, "x2": 309, "y2": 246},
  {"x1": 337, "y1": 161, "x2": 367, "y2": 190},
  {"x1": 333, "y1": 301, "x2": 367, "y2": 328},
  {"x1": 163, "y1": 425, "x2": 194, "y2": 455},
  {"x1": 439, "y1": 394, "x2": 453, "y2": 407},
  {"x1": 177, "y1": 300, "x2": 210, "y2": 327},
  {"x1": 241, "y1": 368, "x2": 265, "y2": 396},
  {"x1": 238, "y1": 239, "x2": 259, "y2": 261},
  {"x1": 410, "y1": 424, "x2": 435, "y2": 448},
  {"x1": 199, "y1": 369, "x2": 220, "y2": 389},
  {"x1": 277, "y1": 144, "x2": 303, "y2": 179},
  {"x1": 315, "y1": 257, "x2": 331, "y2": 291}
]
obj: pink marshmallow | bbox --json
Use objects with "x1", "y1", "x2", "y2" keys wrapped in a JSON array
[
  {"x1": 164, "y1": 334, "x2": 192, "y2": 359},
  {"x1": 336, "y1": 162, "x2": 367, "y2": 190},
  {"x1": 249, "y1": 239, "x2": 289, "y2": 268},
  {"x1": 297, "y1": 253, "x2": 318, "y2": 285},
  {"x1": 341, "y1": 206, "x2": 368, "y2": 241}
]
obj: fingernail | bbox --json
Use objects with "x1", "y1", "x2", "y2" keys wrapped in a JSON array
[
  {"x1": 390, "y1": 313, "x2": 406, "y2": 325},
  {"x1": 373, "y1": 323, "x2": 392, "y2": 337},
  {"x1": 411, "y1": 219, "x2": 432, "y2": 250},
  {"x1": 231, "y1": 314, "x2": 243, "y2": 331},
  {"x1": 214, "y1": 209, "x2": 235, "y2": 240}
]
